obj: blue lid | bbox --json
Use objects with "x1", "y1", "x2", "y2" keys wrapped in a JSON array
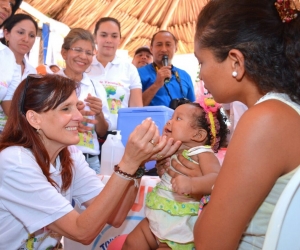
[{"x1": 118, "y1": 105, "x2": 174, "y2": 113}]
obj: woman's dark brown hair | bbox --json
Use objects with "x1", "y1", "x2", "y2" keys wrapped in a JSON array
[
  {"x1": 0, "y1": 13, "x2": 38, "y2": 46},
  {"x1": 93, "y1": 17, "x2": 121, "y2": 37},
  {"x1": 0, "y1": 74, "x2": 79, "y2": 192},
  {"x1": 195, "y1": 0, "x2": 300, "y2": 104}
]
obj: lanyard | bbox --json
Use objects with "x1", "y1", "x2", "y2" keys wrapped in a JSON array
[{"x1": 152, "y1": 63, "x2": 185, "y2": 100}]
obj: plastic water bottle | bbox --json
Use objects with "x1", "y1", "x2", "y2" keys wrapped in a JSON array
[{"x1": 100, "y1": 130, "x2": 125, "y2": 175}]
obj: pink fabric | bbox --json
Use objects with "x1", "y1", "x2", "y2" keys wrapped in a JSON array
[{"x1": 107, "y1": 234, "x2": 128, "y2": 250}]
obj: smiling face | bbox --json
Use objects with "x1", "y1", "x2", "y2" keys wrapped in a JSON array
[
  {"x1": 0, "y1": 0, "x2": 14, "y2": 26},
  {"x1": 37, "y1": 90, "x2": 82, "y2": 154},
  {"x1": 163, "y1": 103, "x2": 204, "y2": 148},
  {"x1": 4, "y1": 19, "x2": 37, "y2": 57},
  {"x1": 95, "y1": 20, "x2": 121, "y2": 60},
  {"x1": 61, "y1": 39, "x2": 94, "y2": 76}
]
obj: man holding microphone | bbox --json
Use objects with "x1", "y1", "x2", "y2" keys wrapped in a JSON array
[{"x1": 138, "y1": 30, "x2": 195, "y2": 109}]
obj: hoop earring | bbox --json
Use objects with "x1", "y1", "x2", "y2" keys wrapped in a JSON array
[
  {"x1": 232, "y1": 71, "x2": 237, "y2": 78},
  {"x1": 6, "y1": 40, "x2": 9, "y2": 46}
]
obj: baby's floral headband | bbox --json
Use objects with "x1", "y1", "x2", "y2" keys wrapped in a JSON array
[
  {"x1": 197, "y1": 95, "x2": 221, "y2": 153},
  {"x1": 275, "y1": 0, "x2": 300, "y2": 23}
]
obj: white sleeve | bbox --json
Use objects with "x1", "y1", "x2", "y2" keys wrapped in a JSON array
[
  {"x1": 3, "y1": 62, "x2": 21, "y2": 101},
  {"x1": 68, "y1": 146, "x2": 105, "y2": 208},
  {"x1": 92, "y1": 80, "x2": 112, "y2": 131},
  {"x1": 129, "y1": 63, "x2": 142, "y2": 90},
  {"x1": 0, "y1": 147, "x2": 73, "y2": 234}
]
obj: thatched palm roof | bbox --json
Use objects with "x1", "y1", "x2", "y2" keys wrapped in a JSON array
[{"x1": 20, "y1": 0, "x2": 208, "y2": 57}]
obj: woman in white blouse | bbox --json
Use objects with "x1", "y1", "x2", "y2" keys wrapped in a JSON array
[
  {"x1": 1, "y1": 13, "x2": 37, "y2": 79},
  {"x1": 58, "y1": 28, "x2": 110, "y2": 174},
  {"x1": 0, "y1": 0, "x2": 23, "y2": 132}
]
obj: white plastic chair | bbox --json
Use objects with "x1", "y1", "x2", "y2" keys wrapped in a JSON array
[{"x1": 262, "y1": 167, "x2": 300, "y2": 250}]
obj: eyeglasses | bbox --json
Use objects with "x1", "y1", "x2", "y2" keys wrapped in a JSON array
[
  {"x1": 69, "y1": 47, "x2": 95, "y2": 57},
  {"x1": 20, "y1": 74, "x2": 43, "y2": 115}
]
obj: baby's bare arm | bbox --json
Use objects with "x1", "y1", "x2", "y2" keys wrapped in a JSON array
[
  {"x1": 170, "y1": 152, "x2": 220, "y2": 197},
  {"x1": 197, "y1": 152, "x2": 220, "y2": 175},
  {"x1": 191, "y1": 152, "x2": 220, "y2": 195}
]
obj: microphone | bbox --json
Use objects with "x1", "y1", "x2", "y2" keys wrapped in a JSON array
[
  {"x1": 162, "y1": 55, "x2": 170, "y2": 82},
  {"x1": 162, "y1": 55, "x2": 168, "y2": 67}
]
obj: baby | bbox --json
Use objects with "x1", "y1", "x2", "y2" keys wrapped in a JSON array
[{"x1": 123, "y1": 97, "x2": 228, "y2": 250}]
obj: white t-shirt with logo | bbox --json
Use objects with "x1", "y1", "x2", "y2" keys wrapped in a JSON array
[
  {"x1": 0, "y1": 145, "x2": 104, "y2": 250},
  {"x1": 87, "y1": 55, "x2": 142, "y2": 130},
  {"x1": 0, "y1": 43, "x2": 21, "y2": 132}
]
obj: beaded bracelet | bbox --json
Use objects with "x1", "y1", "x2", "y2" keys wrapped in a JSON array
[
  {"x1": 114, "y1": 171, "x2": 139, "y2": 188},
  {"x1": 114, "y1": 165, "x2": 145, "y2": 188},
  {"x1": 114, "y1": 164, "x2": 145, "y2": 179}
]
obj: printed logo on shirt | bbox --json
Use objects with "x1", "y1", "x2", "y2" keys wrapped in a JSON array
[
  {"x1": 0, "y1": 115, "x2": 8, "y2": 132},
  {"x1": 98, "y1": 80, "x2": 127, "y2": 114},
  {"x1": 108, "y1": 98, "x2": 123, "y2": 114},
  {"x1": 0, "y1": 81, "x2": 8, "y2": 88},
  {"x1": 78, "y1": 130, "x2": 94, "y2": 149},
  {"x1": 20, "y1": 227, "x2": 61, "y2": 250},
  {"x1": 100, "y1": 80, "x2": 124, "y2": 88},
  {"x1": 99, "y1": 82, "x2": 124, "y2": 114}
]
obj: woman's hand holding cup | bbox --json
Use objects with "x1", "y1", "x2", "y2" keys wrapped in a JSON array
[{"x1": 118, "y1": 118, "x2": 167, "y2": 175}]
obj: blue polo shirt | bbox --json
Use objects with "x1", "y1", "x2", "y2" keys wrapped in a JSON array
[{"x1": 138, "y1": 64, "x2": 195, "y2": 107}]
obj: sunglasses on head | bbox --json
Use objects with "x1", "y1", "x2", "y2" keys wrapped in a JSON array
[{"x1": 20, "y1": 74, "x2": 43, "y2": 115}]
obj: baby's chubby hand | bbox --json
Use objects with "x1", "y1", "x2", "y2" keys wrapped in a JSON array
[{"x1": 171, "y1": 175, "x2": 192, "y2": 195}]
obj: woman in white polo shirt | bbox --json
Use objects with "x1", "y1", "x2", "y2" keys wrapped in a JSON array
[
  {"x1": 1, "y1": 13, "x2": 37, "y2": 79},
  {"x1": 0, "y1": 13, "x2": 37, "y2": 132},
  {"x1": 58, "y1": 28, "x2": 111, "y2": 174},
  {"x1": 87, "y1": 17, "x2": 143, "y2": 131},
  {"x1": 0, "y1": 0, "x2": 23, "y2": 132}
]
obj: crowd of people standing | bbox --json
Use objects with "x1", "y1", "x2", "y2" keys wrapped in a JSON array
[{"x1": 1, "y1": 0, "x2": 300, "y2": 249}]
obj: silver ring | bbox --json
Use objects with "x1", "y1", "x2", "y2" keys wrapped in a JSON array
[{"x1": 149, "y1": 139, "x2": 155, "y2": 145}]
